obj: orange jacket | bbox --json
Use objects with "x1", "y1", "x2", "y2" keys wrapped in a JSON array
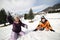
[{"x1": 36, "y1": 21, "x2": 53, "y2": 31}]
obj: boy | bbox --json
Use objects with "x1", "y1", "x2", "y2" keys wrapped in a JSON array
[{"x1": 34, "y1": 16, "x2": 55, "y2": 32}]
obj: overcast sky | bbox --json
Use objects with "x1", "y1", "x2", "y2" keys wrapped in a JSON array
[{"x1": 0, "y1": 0, "x2": 60, "y2": 14}]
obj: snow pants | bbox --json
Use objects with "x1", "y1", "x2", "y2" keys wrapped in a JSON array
[{"x1": 10, "y1": 31, "x2": 25, "y2": 40}]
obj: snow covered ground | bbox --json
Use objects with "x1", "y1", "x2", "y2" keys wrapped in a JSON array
[{"x1": 0, "y1": 13, "x2": 60, "y2": 40}]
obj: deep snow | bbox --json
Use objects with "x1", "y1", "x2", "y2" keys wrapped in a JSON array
[{"x1": 0, "y1": 13, "x2": 60, "y2": 40}]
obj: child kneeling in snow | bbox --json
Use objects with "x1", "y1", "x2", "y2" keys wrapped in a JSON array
[
  {"x1": 34, "y1": 16, "x2": 55, "y2": 32},
  {"x1": 10, "y1": 16, "x2": 28, "y2": 40}
]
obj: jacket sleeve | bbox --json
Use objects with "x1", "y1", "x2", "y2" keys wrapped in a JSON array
[
  {"x1": 12, "y1": 23, "x2": 16, "y2": 31},
  {"x1": 36, "y1": 22, "x2": 42, "y2": 30},
  {"x1": 20, "y1": 21, "x2": 26, "y2": 27},
  {"x1": 45, "y1": 21, "x2": 53, "y2": 30}
]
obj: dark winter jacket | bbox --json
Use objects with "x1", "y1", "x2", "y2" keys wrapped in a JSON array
[{"x1": 12, "y1": 20, "x2": 25, "y2": 33}]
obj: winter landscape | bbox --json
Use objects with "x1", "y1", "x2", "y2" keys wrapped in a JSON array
[
  {"x1": 0, "y1": 13, "x2": 60, "y2": 40},
  {"x1": 0, "y1": 0, "x2": 60, "y2": 40}
]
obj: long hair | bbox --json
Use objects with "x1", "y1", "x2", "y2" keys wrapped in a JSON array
[{"x1": 13, "y1": 16, "x2": 21, "y2": 23}]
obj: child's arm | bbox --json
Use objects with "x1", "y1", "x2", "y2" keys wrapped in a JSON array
[
  {"x1": 20, "y1": 21, "x2": 28, "y2": 29},
  {"x1": 33, "y1": 22, "x2": 41, "y2": 31},
  {"x1": 46, "y1": 21, "x2": 55, "y2": 32}
]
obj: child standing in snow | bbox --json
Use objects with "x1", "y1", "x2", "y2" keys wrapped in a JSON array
[
  {"x1": 34, "y1": 16, "x2": 55, "y2": 32},
  {"x1": 10, "y1": 16, "x2": 28, "y2": 40}
]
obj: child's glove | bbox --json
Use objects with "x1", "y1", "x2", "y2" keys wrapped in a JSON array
[
  {"x1": 50, "y1": 29, "x2": 55, "y2": 32},
  {"x1": 33, "y1": 29, "x2": 37, "y2": 31},
  {"x1": 25, "y1": 25, "x2": 28, "y2": 29}
]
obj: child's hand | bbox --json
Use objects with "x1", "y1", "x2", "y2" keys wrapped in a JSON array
[{"x1": 25, "y1": 25, "x2": 28, "y2": 29}]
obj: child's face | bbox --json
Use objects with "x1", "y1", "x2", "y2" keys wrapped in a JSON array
[
  {"x1": 14, "y1": 17, "x2": 20, "y2": 22},
  {"x1": 42, "y1": 19, "x2": 45, "y2": 22}
]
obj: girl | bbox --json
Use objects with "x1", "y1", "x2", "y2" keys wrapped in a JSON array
[{"x1": 10, "y1": 16, "x2": 28, "y2": 40}]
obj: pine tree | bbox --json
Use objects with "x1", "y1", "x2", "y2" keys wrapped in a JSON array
[
  {"x1": 28, "y1": 8, "x2": 34, "y2": 20},
  {"x1": 0, "y1": 9, "x2": 7, "y2": 26},
  {"x1": 24, "y1": 13, "x2": 28, "y2": 19},
  {"x1": 7, "y1": 12, "x2": 13, "y2": 24}
]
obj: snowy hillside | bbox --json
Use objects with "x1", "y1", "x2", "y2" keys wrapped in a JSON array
[{"x1": 0, "y1": 13, "x2": 60, "y2": 40}]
